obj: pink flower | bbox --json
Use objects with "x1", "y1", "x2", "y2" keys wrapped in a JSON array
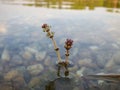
[
  {"x1": 42, "y1": 24, "x2": 48, "y2": 28},
  {"x1": 65, "y1": 39, "x2": 73, "y2": 46},
  {"x1": 64, "y1": 39, "x2": 73, "y2": 50}
]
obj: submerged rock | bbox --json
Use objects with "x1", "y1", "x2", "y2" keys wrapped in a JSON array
[
  {"x1": 35, "y1": 51, "x2": 46, "y2": 61},
  {"x1": 27, "y1": 64, "x2": 44, "y2": 76},
  {"x1": 76, "y1": 67, "x2": 86, "y2": 77},
  {"x1": 44, "y1": 56, "x2": 52, "y2": 66},
  {"x1": 15, "y1": 66, "x2": 26, "y2": 72},
  {"x1": 24, "y1": 47, "x2": 38, "y2": 54},
  {"x1": 0, "y1": 85, "x2": 13, "y2": 90},
  {"x1": 113, "y1": 52, "x2": 120, "y2": 65},
  {"x1": 104, "y1": 52, "x2": 120, "y2": 72},
  {"x1": 13, "y1": 75, "x2": 26, "y2": 89},
  {"x1": 78, "y1": 58, "x2": 97, "y2": 68},
  {"x1": 21, "y1": 46, "x2": 39, "y2": 60},
  {"x1": 89, "y1": 45, "x2": 99, "y2": 50},
  {"x1": 105, "y1": 59, "x2": 115, "y2": 71},
  {"x1": 11, "y1": 55, "x2": 23, "y2": 65},
  {"x1": 95, "y1": 54, "x2": 107, "y2": 69},
  {"x1": 78, "y1": 58, "x2": 92, "y2": 64},
  {"x1": 4, "y1": 70, "x2": 21, "y2": 81},
  {"x1": 69, "y1": 65, "x2": 78, "y2": 72},
  {"x1": 22, "y1": 51, "x2": 33, "y2": 60},
  {"x1": 28, "y1": 77, "x2": 40, "y2": 88},
  {"x1": 1, "y1": 49, "x2": 10, "y2": 62}
]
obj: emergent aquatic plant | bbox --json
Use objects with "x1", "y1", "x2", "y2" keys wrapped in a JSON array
[{"x1": 41, "y1": 24, "x2": 73, "y2": 77}]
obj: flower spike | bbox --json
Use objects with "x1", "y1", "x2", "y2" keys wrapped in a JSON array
[
  {"x1": 41, "y1": 23, "x2": 61, "y2": 62},
  {"x1": 42, "y1": 23, "x2": 48, "y2": 28},
  {"x1": 64, "y1": 39, "x2": 73, "y2": 50}
]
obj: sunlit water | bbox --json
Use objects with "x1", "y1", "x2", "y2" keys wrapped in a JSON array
[{"x1": 0, "y1": 0, "x2": 120, "y2": 90}]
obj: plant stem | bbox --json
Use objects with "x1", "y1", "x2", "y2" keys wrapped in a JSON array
[
  {"x1": 65, "y1": 50, "x2": 69, "y2": 64},
  {"x1": 51, "y1": 38, "x2": 61, "y2": 62}
]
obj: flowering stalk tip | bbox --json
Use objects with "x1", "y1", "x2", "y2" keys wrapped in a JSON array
[
  {"x1": 64, "y1": 39, "x2": 73, "y2": 50},
  {"x1": 42, "y1": 23, "x2": 48, "y2": 28},
  {"x1": 41, "y1": 24, "x2": 54, "y2": 38}
]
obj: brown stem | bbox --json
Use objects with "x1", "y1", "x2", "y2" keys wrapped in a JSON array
[
  {"x1": 65, "y1": 50, "x2": 69, "y2": 64},
  {"x1": 51, "y1": 38, "x2": 61, "y2": 62}
]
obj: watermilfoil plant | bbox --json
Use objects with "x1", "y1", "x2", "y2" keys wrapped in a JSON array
[{"x1": 41, "y1": 24, "x2": 73, "y2": 77}]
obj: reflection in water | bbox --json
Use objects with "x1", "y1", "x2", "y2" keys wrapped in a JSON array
[
  {"x1": 1, "y1": 0, "x2": 120, "y2": 10},
  {"x1": 0, "y1": 24, "x2": 7, "y2": 34},
  {"x1": 46, "y1": 77, "x2": 74, "y2": 90},
  {"x1": 45, "y1": 76, "x2": 120, "y2": 90}
]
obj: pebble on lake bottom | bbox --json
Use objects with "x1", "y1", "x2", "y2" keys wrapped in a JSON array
[{"x1": 27, "y1": 64, "x2": 44, "y2": 76}]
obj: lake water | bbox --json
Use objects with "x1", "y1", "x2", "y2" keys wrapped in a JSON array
[{"x1": 0, "y1": 0, "x2": 120, "y2": 90}]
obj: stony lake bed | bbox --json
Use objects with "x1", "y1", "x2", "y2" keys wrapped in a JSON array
[{"x1": 0, "y1": 0, "x2": 120, "y2": 90}]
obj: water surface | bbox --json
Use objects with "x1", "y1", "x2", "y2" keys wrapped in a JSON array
[{"x1": 0, "y1": 0, "x2": 120, "y2": 90}]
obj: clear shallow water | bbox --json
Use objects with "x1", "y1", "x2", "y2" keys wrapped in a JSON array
[{"x1": 0, "y1": 0, "x2": 120, "y2": 90}]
